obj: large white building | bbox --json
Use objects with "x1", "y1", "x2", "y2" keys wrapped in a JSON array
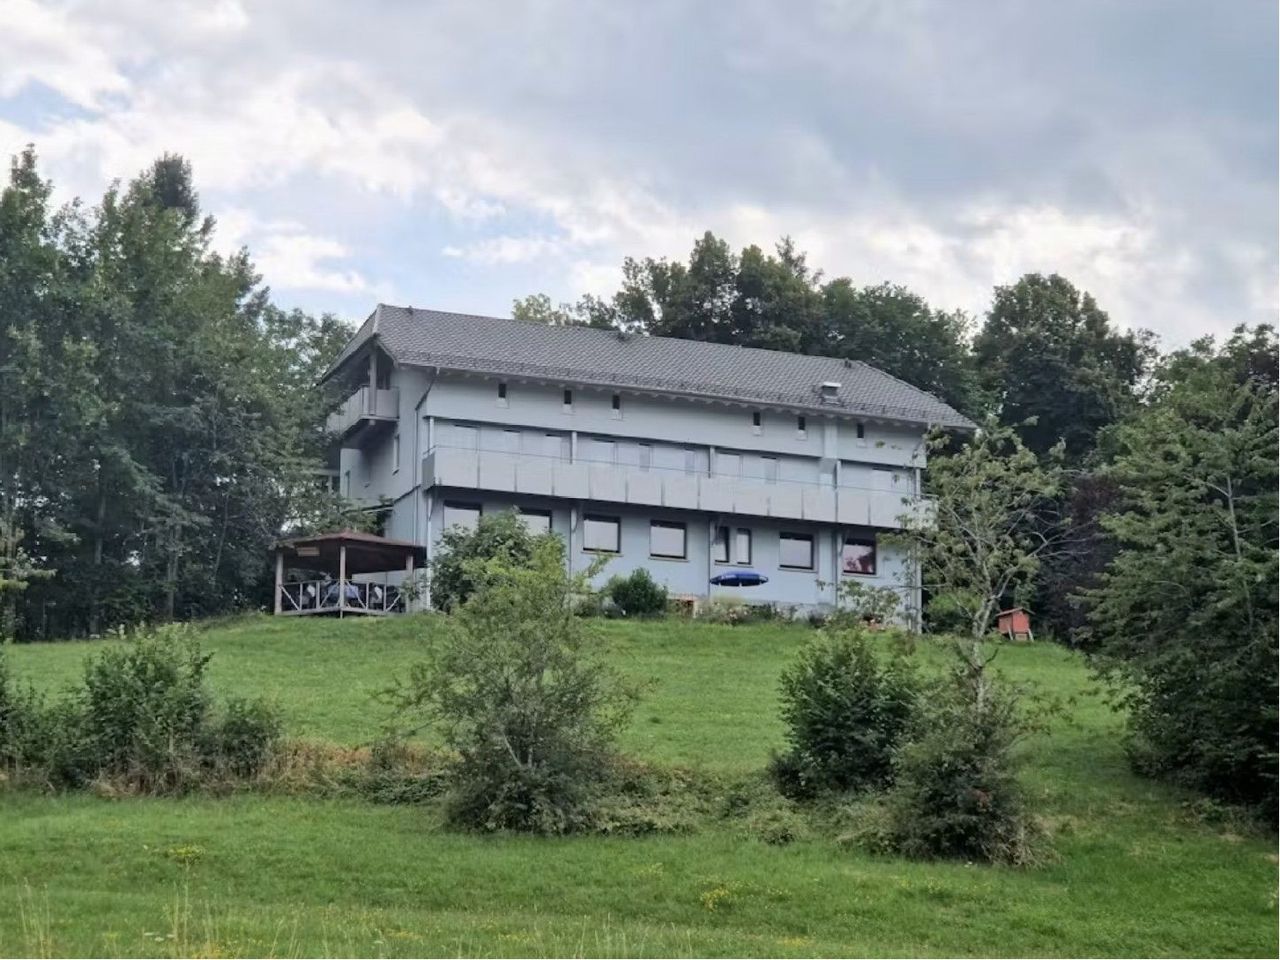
[{"x1": 322, "y1": 305, "x2": 973, "y2": 620}]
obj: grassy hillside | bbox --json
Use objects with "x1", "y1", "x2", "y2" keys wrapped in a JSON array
[{"x1": 2, "y1": 615, "x2": 1275, "y2": 957}]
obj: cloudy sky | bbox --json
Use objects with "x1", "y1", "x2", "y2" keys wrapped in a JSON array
[{"x1": 3, "y1": 0, "x2": 1275, "y2": 345}]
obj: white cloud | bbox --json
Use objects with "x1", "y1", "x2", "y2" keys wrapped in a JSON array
[
  {"x1": 0, "y1": 0, "x2": 129, "y2": 108},
  {"x1": 216, "y1": 209, "x2": 368, "y2": 293}
]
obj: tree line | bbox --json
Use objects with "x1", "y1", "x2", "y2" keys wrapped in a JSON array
[{"x1": 0, "y1": 148, "x2": 351, "y2": 642}]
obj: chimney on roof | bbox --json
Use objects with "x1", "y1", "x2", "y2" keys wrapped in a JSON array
[{"x1": 818, "y1": 381, "x2": 841, "y2": 403}]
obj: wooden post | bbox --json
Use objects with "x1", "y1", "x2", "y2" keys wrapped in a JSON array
[
  {"x1": 405, "y1": 553, "x2": 415, "y2": 613},
  {"x1": 338, "y1": 543, "x2": 347, "y2": 617},
  {"x1": 273, "y1": 550, "x2": 284, "y2": 615}
]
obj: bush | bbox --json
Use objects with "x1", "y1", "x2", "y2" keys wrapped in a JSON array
[
  {"x1": 389, "y1": 537, "x2": 637, "y2": 833},
  {"x1": 1, "y1": 625, "x2": 280, "y2": 792},
  {"x1": 772, "y1": 629, "x2": 918, "y2": 798},
  {"x1": 430, "y1": 511, "x2": 541, "y2": 612},
  {"x1": 885, "y1": 680, "x2": 1041, "y2": 865},
  {"x1": 606, "y1": 569, "x2": 668, "y2": 618}
]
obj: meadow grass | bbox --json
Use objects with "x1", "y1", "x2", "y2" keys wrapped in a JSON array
[{"x1": 2, "y1": 614, "x2": 1276, "y2": 957}]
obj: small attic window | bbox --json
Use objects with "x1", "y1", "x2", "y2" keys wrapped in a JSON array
[
  {"x1": 496, "y1": 382, "x2": 508, "y2": 407},
  {"x1": 819, "y1": 381, "x2": 841, "y2": 403},
  {"x1": 856, "y1": 422, "x2": 865, "y2": 440}
]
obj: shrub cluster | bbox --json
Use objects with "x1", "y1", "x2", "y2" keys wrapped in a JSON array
[
  {"x1": 771, "y1": 629, "x2": 1043, "y2": 865},
  {"x1": 605, "y1": 569, "x2": 668, "y2": 617},
  {"x1": 771, "y1": 629, "x2": 918, "y2": 798},
  {"x1": 389, "y1": 537, "x2": 637, "y2": 834},
  {"x1": 429, "y1": 511, "x2": 539, "y2": 612},
  {"x1": 0, "y1": 625, "x2": 280, "y2": 793}
]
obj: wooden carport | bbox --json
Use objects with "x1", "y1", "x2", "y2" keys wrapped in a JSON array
[{"x1": 272, "y1": 531, "x2": 425, "y2": 616}]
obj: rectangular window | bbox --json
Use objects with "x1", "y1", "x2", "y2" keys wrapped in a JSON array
[
  {"x1": 718, "y1": 452, "x2": 741, "y2": 478},
  {"x1": 501, "y1": 429, "x2": 521, "y2": 453},
  {"x1": 649, "y1": 520, "x2": 687, "y2": 559},
  {"x1": 611, "y1": 393, "x2": 622, "y2": 419},
  {"x1": 761, "y1": 456, "x2": 779, "y2": 484},
  {"x1": 842, "y1": 537, "x2": 876, "y2": 576},
  {"x1": 734, "y1": 528, "x2": 752, "y2": 564},
  {"x1": 392, "y1": 433, "x2": 401, "y2": 472},
  {"x1": 453, "y1": 423, "x2": 478, "y2": 449},
  {"x1": 583, "y1": 514, "x2": 620, "y2": 553},
  {"x1": 683, "y1": 447, "x2": 699, "y2": 476},
  {"x1": 714, "y1": 526, "x2": 730, "y2": 563},
  {"x1": 855, "y1": 421, "x2": 865, "y2": 440},
  {"x1": 517, "y1": 508, "x2": 552, "y2": 535},
  {"x1": 562, "y1": 388, "x2": 573, "y2": 412},
  {"x1": 638, "y1": 443, "x2": 652, "y2": 472},
  {"x1": 796, "y1": 415, "x2": 807, "y2": 439},
  {"x1": 779, "y1": 532, "x2": 814, "y2": 570},
  {"x1": 497, "y1": 382, "x2": 508, "y2": 407},
  {"x1": 751, "y1": 411, "x2": 762, "y2": 435},
  {"x1": 544, "y1": 433, "x2": 569, "y2": 461},
  {"x1": 443, "y1": 501, "x2": 482, "y2": 533}
]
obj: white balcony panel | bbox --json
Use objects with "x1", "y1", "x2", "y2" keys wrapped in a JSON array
[
  {"x1": 517, "y1": 458, "x2": 555, "y2": 496},
  {"x1": 734, "y1": 484, "x2": 770, "y2": 517},
  {"x1": 478, "y1": 451, "x2": 517, "y2": 492},
  {"x1": 628, "y1": 472, "x2": 664, "y2": 507},
  {"x1": 663, "y1": 475, "x2": 699, "y2": 509},
  {"x1": 422, "y1": 446, "x2": 914, "y2": 528},
  {"x1": 328, "y1": 386, "x2": 399, "y2": 440},
  {"x1": 588, "y1": 464, "x2": 627, "y2": 503},
  {"x1": 837, "y1": 489, "x2": 871, "y2": 527},
  {"x1": 802, "y1": 487, "x2": 837, "y2": 523},
  {"x1": 552, "y1": 462, "x2": 589, "y2": 499}
]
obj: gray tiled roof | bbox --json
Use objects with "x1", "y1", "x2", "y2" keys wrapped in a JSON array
[{"x1": 325, "y1": 304, "x2": 974, "y2": 429}]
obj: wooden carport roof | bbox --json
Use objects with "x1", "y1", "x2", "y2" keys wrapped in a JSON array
[{"x1": 274, "y1": 530, "x2": 425, "y2": 576}]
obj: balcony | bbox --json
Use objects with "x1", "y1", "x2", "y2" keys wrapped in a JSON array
[
  {"x1": 328, "y1": 386, "x2": 399, "y2": 445},
  {"x1": 422, "y1": 445, "x2": 922, "y2": 528}
]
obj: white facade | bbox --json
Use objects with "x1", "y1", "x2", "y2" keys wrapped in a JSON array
[{"x1": 331, "y1": 351, "x2": 930, "y2": 622}]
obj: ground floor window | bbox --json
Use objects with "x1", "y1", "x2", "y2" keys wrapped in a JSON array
[
  {"x1": 583, "y1": 514, "x2": 621, "y2": 553},
  {"x1": 650, "y1": 520, "x2": 687, "y2": 559},
  {"x1": 517, "y1": 508, "x2": 552, "y2": 535},
  {"x1": 779, "y1": 532, "x2": 814, "y2": 570},
  {"x1": 842, "y1": 536, "x2": 877, "y2": 576},
  {"x1": 714, "y1": 526, "x2": 753, "y2": 564},
  {"x1": 442, "y1": 501, "x2": 482, "y2": 532}
]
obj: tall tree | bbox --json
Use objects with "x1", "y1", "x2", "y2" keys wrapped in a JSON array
[
  {"x1": 1085, "y1": 325, "x2": 1278, "y2": 810},
  {"x1": 974, "y1": 273, "x2": 1153, "y2": 460}
]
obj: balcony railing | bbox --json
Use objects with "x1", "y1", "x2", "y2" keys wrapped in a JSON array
[
  {"x1": 327, "y1": 386, "x2": 399, "y2": 442},
  {"x1": 423, "y1": 443, "x2": 925, "y2": 528},
  {"x1": 277, "y1": 578, "x2": 405, "y2": 616}
]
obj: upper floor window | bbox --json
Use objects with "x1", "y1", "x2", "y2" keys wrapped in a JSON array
[
  {"x1": 761, "y1": 456, "x2": 779, "y2": 484},
  {"x1": 562, "y1": 388, "x2": 574, "y2": 413},
  {"x1": 796, "y1": 415, "x2": 807, "y2": 439},
  {"x1": 496, "y1": 382, "x2": 508, "y2": 407},
  {"x1": 751, "y1": 411, "x2": 762, "y2": 435},
  {"x1": 583, "y1": 514, "x2": 620, "y2": 553},
  {"x1": 501, "y1": 429, "x2": 521, "y2": 453},
  {"x1": 649, "y1": 520, "x2": 687, "y2": 560},
  {"x1": 611, "y1": 393, "x2": 622, "y2": 419},
  {"x1": 855, "y1": 421, "x2": 865, "y2": 440},
  {"x1": 638, "y1": 443, "x2": 653, "y2": 472},
  {"x1": 443, "y1": 501, "x2": 481, "y2": 533},
  {"x1": 779, "y1": 532, "x2": 814, "y2": 570},
  {"x1": 717, "y1": 451, "x2": 741, "y2": 478},
  {"x1": 842, "y1": 537, "x2": 876, "y2": 576}
]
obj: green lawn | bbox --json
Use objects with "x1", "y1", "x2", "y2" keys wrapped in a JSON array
[{"x1": 2, "y1": 615, "x2": 1275, "y2": 957}]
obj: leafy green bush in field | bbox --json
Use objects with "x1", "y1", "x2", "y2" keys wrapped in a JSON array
[
  {"x1": 389, "y1": 538, "x2": 637, "y2": 833},
  {"x1": 429, "y1": 511, "x2": 540, "y2": 612},
  {"x1": 606, "y1": 569, "x2": 668, "y2": 618},
  {"x1": 1, "y1": 625, "x2": 281, "y2": 792},
  {"x1": 771, "y1": 629, "x2": 919, "y2": 798},
  {"x1": 885, "y1": 678, "x2": 1041, "y2": 866}
]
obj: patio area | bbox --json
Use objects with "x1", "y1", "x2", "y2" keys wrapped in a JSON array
[{"x1": 272, "y1": 531, "x2": 425, "y2": 617}]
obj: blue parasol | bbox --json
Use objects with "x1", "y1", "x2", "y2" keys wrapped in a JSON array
[{"x1": 710, "y1": 569, "x2": 769, "y2": 587}]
